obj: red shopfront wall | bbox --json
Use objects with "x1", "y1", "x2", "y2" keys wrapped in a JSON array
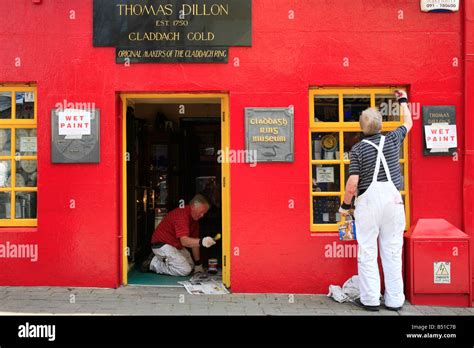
[
  {"x1": 0, "y1": 0, "x2": 467, "y2": 293},
  {"x1": 464, "y1": 0, "x2": 474, "y2": 300}
]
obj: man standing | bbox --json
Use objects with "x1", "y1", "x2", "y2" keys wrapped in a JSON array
[
  {"x1": 141, "y1": 194, "x2": 216, "y2": 276},
  {"x1": 339, "y1": 90, "x2": 413, "y2": 311}
]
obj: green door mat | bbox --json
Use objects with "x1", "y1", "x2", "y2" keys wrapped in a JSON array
[{"x1": 128, "y1": 267, "x2": 191, "y2": 287}]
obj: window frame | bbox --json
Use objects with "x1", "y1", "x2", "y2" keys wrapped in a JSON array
[
  {"x1": 309, "y1": 87, "x2": 410, "y2": 233},
  {"x1": 0, "y1": 85, "x2": 37, "y2": 227}
]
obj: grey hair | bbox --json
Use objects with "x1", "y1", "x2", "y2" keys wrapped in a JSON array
[
  {"x1": 190, "y1": 194, "x2": 211, "y2": 208},
  {"x1": 360, "y1": 108, "x2": 382, "y2": 135}
]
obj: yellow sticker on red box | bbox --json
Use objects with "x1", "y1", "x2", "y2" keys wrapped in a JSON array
[{"x1": 434, "y1": 261, "x2": 451, "y2": 284}]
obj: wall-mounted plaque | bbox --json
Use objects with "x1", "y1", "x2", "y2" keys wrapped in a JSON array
[
  {"x1": 245, "y1": 107, "x2": 294, "y2": 163},
  {"x1": 421, "y1": 0, "x2": 459, "y2": 12},
  {"x1": 422, "y1": 106, "x2": 457, "y2": 156},
  {"x1": 51, "y1": 109, "x2": 100, "y2": 163}
]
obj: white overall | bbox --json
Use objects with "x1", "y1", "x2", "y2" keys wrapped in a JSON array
[
  {"x1": 354, "y1": 136, "x2": 406, "y2": 308},
  {"x1": 149, "y1": 244, "x2": 195, "y2": 277}
]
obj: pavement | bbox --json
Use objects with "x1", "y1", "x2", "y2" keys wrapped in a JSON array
[{"x1": 0, "y1": 286, "x2": 473, "y2": 316}]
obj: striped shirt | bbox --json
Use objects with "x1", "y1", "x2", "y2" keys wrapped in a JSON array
[{"x1": 349, "y1": 126, "x2": 407, "y2": 194}]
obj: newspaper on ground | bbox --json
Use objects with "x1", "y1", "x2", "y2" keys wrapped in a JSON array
[
  {"x1": 178, "y1": 272, "x2": 229, "y2": 295},
  {"x1": 342, "y1": 275, "x2": 360, "y2": 300},
  {"x1": 178, "y1": 279, "x2": 229, "y2": 295},
  {"x1": 327, "y1": 285, "x2": 350, "y2": 303},
  {"x1": 327, "y1": 275, "x2": 383, "y2": 304}
]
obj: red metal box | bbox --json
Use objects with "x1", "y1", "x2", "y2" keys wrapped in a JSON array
[{"x1": 404, "y1": 219, "x2": 472, "y2": 307}]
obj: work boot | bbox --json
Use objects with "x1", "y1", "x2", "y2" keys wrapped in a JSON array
[
  {"x1": 352, "y1": 298, "x2": 380, "y2": 312},
  {"x1": 384, "y1": 304, "x2": 403, "y2": 312},
  {"x1": 140, "y1": 253, "x2": 155, "y2": 273}
]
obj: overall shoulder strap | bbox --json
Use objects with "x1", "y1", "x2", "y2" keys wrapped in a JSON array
[{"x1": 362, "y1": 136, "x2": 392, "y2": 183}]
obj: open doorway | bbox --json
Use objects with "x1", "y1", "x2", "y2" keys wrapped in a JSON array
[{"x1": 120, "y1": 94, "x2": 230, "y2": 288}]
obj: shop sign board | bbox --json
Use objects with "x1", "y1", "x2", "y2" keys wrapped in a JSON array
[
  {"x1": 245, "y1": 107, "x2": 294, "y2": 163},
  {"x1": 422, "y1": 106, "x2": 457, "y2": 156},
  {"x1": 421, "y1": 0, "x2": 459, "y2": 12},
  {"x1": 93, "y1": 0, "x2": 252, "y2": 63},
  {"x1": 51, "y1": 109, "x2": 100, "y2": 163}
]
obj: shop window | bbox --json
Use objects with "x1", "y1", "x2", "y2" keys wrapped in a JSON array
[
  {"x1": 314, "y1": 95, "x2": 339, "y2": 122},
  {"x1": 376, "y1": 94, "x2": 399, "y2": 122},
  {"x1": 309, "y1": 87, "x2": 410, "y2": 233},
  {"x1": 0, "y1": 87, "x2": 37, "y2": 227},
  {"x1": 343, "y1": 95, "x2": 370, "y2": 122}
]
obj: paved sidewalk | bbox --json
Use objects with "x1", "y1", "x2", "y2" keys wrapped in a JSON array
[{"x1": 0, "y1": 286, "x2": 473, "y2": 316}]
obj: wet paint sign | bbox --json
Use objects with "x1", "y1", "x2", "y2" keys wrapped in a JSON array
[
  {"x1": 51, "y1": 109, "x2": 100, "y2": 163},
  {"x1": 58, "y1": 109, "x2": 91, "y2": 138},
  {"x1": 422, "y1": 106, "x2": 457, "y2": 156},
  {"x1": 424, "y1": 124, "x2": 457, "y2": 149}
]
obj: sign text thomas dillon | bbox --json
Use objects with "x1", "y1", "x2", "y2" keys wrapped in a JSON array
[{"x1": 116, "y1": 3, "x2": 231, "y2": 17}]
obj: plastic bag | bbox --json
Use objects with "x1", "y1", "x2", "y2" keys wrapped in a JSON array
[
  {"x1": 327, "y1": 275, "x2": 360, "y2": 303},
  {"x1": 342, "y1": 275, "x2": 360, "y2": 300}
]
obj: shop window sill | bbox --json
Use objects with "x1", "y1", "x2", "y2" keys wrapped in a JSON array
[
  {"x1": 0, "y1": 227, "x2": 38, "y2": 233},
  {"x1": 310, "y1": 232, "x2": 339, "y2": 237}
]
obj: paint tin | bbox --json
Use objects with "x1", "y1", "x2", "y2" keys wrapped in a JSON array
[{"x1": 208, "y1": 258, "x2": 218, "y2": 274}]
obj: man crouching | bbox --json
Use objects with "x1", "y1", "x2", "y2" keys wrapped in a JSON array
[{"x1": 140, "y1": 194, "x2": 216, "y2": 276}]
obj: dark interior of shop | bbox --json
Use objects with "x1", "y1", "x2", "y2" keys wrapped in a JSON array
[{"x1": 126, "y1": 101, "x2": 222, "y2": 286}]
